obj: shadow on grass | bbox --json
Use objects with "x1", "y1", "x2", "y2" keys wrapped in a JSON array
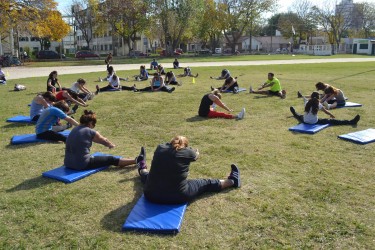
[
  {"x1": 186, "y1": 115, "x2": 206, "y2": 122},
  {"x1": 100, "y1": 176, "x2": 143, "y2": 233},
  {"x1": 2, "y1": 123, "x2": 34, "y2": 128},
  {"x1": 6, "y1": 176, "x2": 55, "y2": 192}
]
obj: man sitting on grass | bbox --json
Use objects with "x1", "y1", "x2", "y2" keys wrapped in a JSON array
[{"x1": 249, "y1": 72, "x2": 286, "y2": 99}]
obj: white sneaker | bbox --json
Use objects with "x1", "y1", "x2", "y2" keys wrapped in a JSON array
[
  {"x1": 237, "y1": 108, "x2": 246, "y2": 119},
  {"x1": 99, "y1": 77, "x2": 103, "y2": 82},
  {"x1": 249, "y1": 86, "x2": 253, "y2": 93},
  {"x1": 323, "y1": 101, "x2": 329, "y2": 109}
]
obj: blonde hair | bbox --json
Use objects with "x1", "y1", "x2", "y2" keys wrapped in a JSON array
[
  {"x1": 170, "y1": 136, "x2": 189, "y2": 151},
  {"x1": 211, "y1": 89, "x2": 222, "y2": 99}
]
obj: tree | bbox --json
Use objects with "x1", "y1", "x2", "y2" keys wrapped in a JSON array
[
  {"x1": 352, "y1": 2, "x2": 375, "y2": 38},
  {"x1": 105, "y1": 0, "x2": 149, "y2": 55},
  {"x1": 312, "y1": 1, "x2": 350, "y2": 55},
  {"x1": 71, "y1": 0, "x2": 102, "y2": 50},
  {"x1": 219, "y1": 0, "x2": 276, "y2": 53}
]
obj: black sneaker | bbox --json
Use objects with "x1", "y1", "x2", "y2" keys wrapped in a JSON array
[
  {"x1": 135, "y1": 155, "x2": 147, "y2": 175},
  {"x1": 140, "y1": 146, "x2": 146, "y2": 159},
  {"x1": 168, "y1": 87, "x2": 175, "y2": 93},
  {"x1": 228, "y1": 164, "x2": 241, "y2": 188},
  {"x1": 290, "y1": 106, "x2": 297, "y2": 116},
  {"x1": 297, "y1": 91, "x2": 303, "y2": 98},
  {"x1": 351, "y1": 115, "x2": 360, "y2": 125}
]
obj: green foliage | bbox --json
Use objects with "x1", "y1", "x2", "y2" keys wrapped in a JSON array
[{"x1": 1, "y1": 57, "x2": 375, "y2": 248}]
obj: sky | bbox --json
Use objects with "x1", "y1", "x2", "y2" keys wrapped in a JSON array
[{"x1": 55, "y1": 0, "x2": 375, "y2": 14}]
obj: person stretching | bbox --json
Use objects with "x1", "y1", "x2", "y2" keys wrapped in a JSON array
[{"x1": 249, "y1": 72, "x2": 286, "y2": 99}]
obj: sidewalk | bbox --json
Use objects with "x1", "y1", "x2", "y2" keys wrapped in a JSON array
[{"x1": 5, "y1": 57, "x2": 375, "y2": 80}]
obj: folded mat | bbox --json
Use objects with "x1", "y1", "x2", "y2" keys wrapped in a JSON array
[
  {"x1": 11, "y1": 130, "x2": 71, "y2": 145},
  {"x1": 122, "y1": 195, "x2": 187, "y2": 234},
  {"x1": 289, "y1": 123, "x2": 329, "y2": 134},
  {"x1": 338, "y1": 128, "x2": 375, "y2": 144}
]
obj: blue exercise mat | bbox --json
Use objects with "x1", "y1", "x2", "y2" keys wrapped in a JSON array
[
  {"x1": 338, "y1": 102, "x2": 362, "y2": 108},
  {"x1": 11, "y1": 130, "x2": 71, "y2": 145},
  {"x1": 122, "y1": 195, "x2": 187, "y2": 234},
  {"x1": 224, "y1": 88, "x2": 247, "y2": 93},
  {"x1": 42, "y1": 152, "x2": 117, "y2": 183},
  {"x1": 289, "y1": 123, "x2": 329, "y2": 134},
  {"x1": 338, "y1": 128, "x2": 375, "y2": 144},
  {"x1": 6, "y1": 115, "x2": 34, "y2": 124}
]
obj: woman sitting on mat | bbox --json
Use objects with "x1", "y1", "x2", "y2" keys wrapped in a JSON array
[
  {"x1": 298, "y1": 81, "x2": 333, "y2": 99},
  {"x1": 211, "y1": 76, "x2": 239, "y2": 93},
  {"x1": 70, "y1": 78, "x2": 93, "y2": 101},
  {"x1": 136, "y1": 135, "x2": 240, "y2": 204},
  {"x1": 320, "y1": 86, "x2": 346, "y2": 110},
  {"x1": 35, "y1": 101, "x2": 79, "y2": 142},
  {"x1": 198, "y1": 89, "x2": 245, "y2": 119},
  {"x1": 165, "y1": 71, "x2": 181, "y2": 86},
  {"x1": 210, "y1": 69, "x2": 231, "y2": 80},
  {"x1": 30, "y1": 91, "x2": 56, "y2": 122},
  {"x1": 64, "y1": 110, "x2": 144, "y2": 170},
  {"x1": 290, "y1": 92, "x2": 360, "y2": 126},
  {"x1": 178, "y1": 67, "x2": 198, "y2": 78},
  {"x1": 135, "y1": 65, "x2": 149, "y2": 81},
  {"x1": 55, "y1": 89, "x2": 88, "y2": 114}
]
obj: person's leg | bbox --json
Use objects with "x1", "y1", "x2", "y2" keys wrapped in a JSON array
[
  {"x1": 318, "y1": 115, "x2": 360, "y2": 126},
  {"x1": 36, "y1": 130, "x2": 67, "y2": 142},
  {"x1": 31, "y1": 115, "x2": 40, "y2": 122},
  {"x1": 121, "y1": 85, "x2": 135, "y2": 91},
  {"x1": 138, "y1": 86, "x2": 152, "y2": 92},
  {"x1": 86, "y1": 156, "x2": 120, "y2": 169},
  {"x1": 207, "y1": 110, "x2": 235, "y2": 119},
  {"x1": 289, "y1": 107, "x2": 304, "y2": 123},
  {"x1": 52, "y1": 124, "x2": 70, "y2": 132}
]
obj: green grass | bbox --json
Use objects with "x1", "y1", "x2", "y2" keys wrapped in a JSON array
[{"x1": 1, "y1": 60, "x2": 375, "y2": 249}]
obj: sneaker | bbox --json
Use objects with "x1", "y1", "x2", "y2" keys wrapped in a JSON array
[
  {"x1": 140, "y1": 146, "x2": 146, "y2": 159},
  {"x1": 135, "y1": 155, "x2": 147, "y2": 175},
  {"x1": 99, "y1": 77, "x2": 103, "y2": 82},
  {"x1": 290, "y1": 106, "x2": 297, "y2": 116},
  {"x1": 297, "y1": 91, "x2": 303, "y2": 98},
  {"x1": 249, "y1": 86, "x2": 254, "y2": 93},
  {"x1": 228, "y1": 164, "x2": 240, "y2": 188},
  {"x1": 195, "y1": 73, "x2": 199, "y2": 78},
  {"x1": 233, "y1": 87, "x2": 239, "y2": 94},
  {"x1": 323, "y1": 101, "x2": 329, "y2": 109},
  {"x1": 66, "y1": 123, "x2": 72, "y2": 129},
  {"x1": 210, "y1": 86, "x2": 214, "y2": 91},
  {"x1": 351, "y1": 115, "x2": 360, "y2": 125},
  {"x1": 281, "y1": 90, "x2": 286, "y2": 99},
  {"x1": 168, "y1": 87, "x2": 175, "y2": 93},
  {"x1": 237, "y1": 108, "x2": 245, "y2": 119},
  {"x1": 95, "y1": 85, "x2": 100, "y2": 95},
  {"x1": 178, "y1": 80, "x2": 182, "y2": 86}
]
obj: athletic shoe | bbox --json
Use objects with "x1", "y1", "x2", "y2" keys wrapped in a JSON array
[
  {"x1": 233, "y1": 87, "x2": 239, "y2": 94},
  {"x1": 66, "y1": 123, "x2": 72, "y2": 129},
  {"x1": 195, "y1": 73, "x2": 199, "y2": 78},
  {"x1": 140, "y1": 146, "x2": 146, "y2": 159},
  {"x1": 297, "y1": 91, "x2": 303, "y2": 98},
  {"x1": 95, "y1": 85, "x2": 100, "y2": 95},
  {"x1": 237, "y1": 108, "x2": 245, "y2": 119},
  {"x1": 323, "y1": 101, "x2": 329, "y2": 109},
  {"x1": 290, "y1": 106, "x2": 297, "y2": 116},
  {"x1": 351, "y1": 115, "x2": 360, "y2": 125},
  {"x1": 99, "y1": 77, "x2": 103, "y2": 82},
  {"x1": 228, "y1": 164, "x2": 241, "y2": 188},
  {"x1": 135, "y1": 155, "x2": 147, "y2": 175},
  {"x1": 249, "y1": 86, "x2": 253, "y2": 93},
  {"x1": 211, "y1": 86, "x2": 214, "y2": 91},
  {"x1": 281, "y1": 90, "x2": 286, "y2": 99},
  {"x1": 168, "y1": 87, "x2": 175, "y2": 93},
  {"x1": 178, "y1": 80, "x2": 183, "y2": 86}
]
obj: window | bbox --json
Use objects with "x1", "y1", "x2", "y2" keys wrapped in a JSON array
[
  {"x1": 104, "y1": 45, "x2": 108, "y2": 50},
  {"x1": 359, "y1": 44, "x2": 368, "y2": 50}
]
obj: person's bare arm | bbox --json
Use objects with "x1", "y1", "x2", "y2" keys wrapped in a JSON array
[
  {"x1": 64, "y1": 116, "x2": 79, "y2": 126},
  {"x1": 92, "y1": 131, "x2": 116, "y2": 148}
]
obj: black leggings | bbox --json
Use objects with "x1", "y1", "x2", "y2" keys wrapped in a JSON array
[
  {"x1": 291, "y1": 111, "x2": 353, "y2": 125},
  {"x1": 84, "y1": 156, "x2": 120, "y2": 170},
  {"x1": 36, "y1": 130, "x2": 67, "y2": 142},
  {"x1": 139, "y1": 86, "x2": 171, "y2": 92},
  {"x1": 217, "y1": 82, "x2": 239, "y2": 92},
  {"x1": 141, "y1": 173, "x2": 222, "y2": 204}
]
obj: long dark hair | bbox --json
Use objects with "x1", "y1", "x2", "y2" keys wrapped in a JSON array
[
  {"x1": 48, "y1": 71, "x2": 58, "y2": 79},
  {"x1": 305, "y1": 97, "x2": 319, "y2": 115}
]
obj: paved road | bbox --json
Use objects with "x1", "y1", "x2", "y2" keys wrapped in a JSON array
[{"x1": 5, "y1": 57, "x2": 375, "y2": 80}]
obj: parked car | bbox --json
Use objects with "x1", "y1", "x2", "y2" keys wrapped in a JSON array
[
  {"x1": 215, "y1": 48, "x2": 222, "y2": 54},
  {"x1": 75, "y1": 50, "x2": 100, "y2": 59},
  {"x1": 36, "y1": 50, "x2": 65, "y2": 59},
  {"x1": 0, "y1": 55, "x2": 21, "y2": 67},
  {"x1": 129, "y1": 50, "x2": 150, "y2": 57},
  {"x1": 276, "y1": 48, "x2": 289, "y2": 54},
  {"x1": 160, "y1": 49, "x2": 182, "y2": 56},
  {"x1": 198, "y1": 49, "x2": 212, "y2": 55}
]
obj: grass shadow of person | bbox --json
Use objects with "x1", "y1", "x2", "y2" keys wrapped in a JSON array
[
  {"x1": 186, "y1": 115, "x2": 206, "y2": 122},
  {"x1": 6, "y1": 176, "x2": 55, "y2": 192}
]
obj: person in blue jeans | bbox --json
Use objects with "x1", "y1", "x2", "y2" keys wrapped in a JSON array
[{"x1": 136, "y1": 136, "x2": 241, "y2": 204}]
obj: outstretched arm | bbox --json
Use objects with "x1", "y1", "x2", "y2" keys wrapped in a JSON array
[
  {"x1": 321, "y1": 107, "x2": 335, "y2": 118},
  {"x1": 92, "y1": 131, "x2": 116, "y2": 148}
]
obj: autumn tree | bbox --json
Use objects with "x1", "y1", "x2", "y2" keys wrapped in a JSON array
[{"x1": 352, "y1": 2, "x2": 375, "y2": 38}]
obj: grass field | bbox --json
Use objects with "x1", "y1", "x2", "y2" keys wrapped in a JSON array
[{"x1": 1, "y1": 59, "x2": 375, "y2": 249}]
